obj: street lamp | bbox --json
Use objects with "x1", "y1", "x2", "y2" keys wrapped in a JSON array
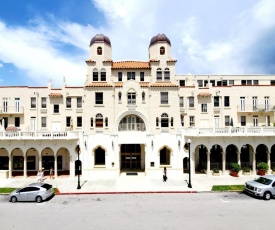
[
  {"x1": 76, "y1": 145, "x2": 81, "y2": 190},
  {"x1": 187, "y1": 139, "x2": 192, "y2": 188}
]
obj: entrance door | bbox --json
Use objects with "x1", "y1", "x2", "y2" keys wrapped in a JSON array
[{"x1": 120, "y1": 144, "x2": 141, "y2": 171}]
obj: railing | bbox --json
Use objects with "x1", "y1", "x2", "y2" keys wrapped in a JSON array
[
  {"x1": 0, "y1": 131, "x2": 79, "y2": 139},
  {"x1": 0, "y1": 106, "x2": 24, "y2": 114},
  {"x1": 118, "y1": 123, "x2": 146, "y2": 131},
  {"x1": 184, "y1": 127, "x2": 275, "y2": 137},
  {"x1": 237, "y1": 104, "x2": 275, "y2": 112}
]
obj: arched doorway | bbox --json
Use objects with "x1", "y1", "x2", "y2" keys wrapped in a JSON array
[
  {"x1": 195, "y1": 144, "x2": 207, "y2": 174},
  {"x1": 256, "y1": 144, "x2": 268, "y2": 164},
  {"x1": 226, "y1": 144, "x2": 238, "y2": 169},
  {"x1": 240, "y1": 144, "x2": 253, "y2": 169},
  {"x1": 210, "y1": 144, "x2": 223, "y2": 170}
]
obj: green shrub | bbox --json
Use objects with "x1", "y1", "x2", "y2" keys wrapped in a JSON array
[
  {"x1": 256, "y1": 162, "x2": 269, "y2": 171},
  {"x1": 230, "y1": 162, "x2": 241, "y2": 172}
]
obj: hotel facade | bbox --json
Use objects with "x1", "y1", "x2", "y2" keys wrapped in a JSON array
[{"x1": 1, "y1": 34, "x2": 275, "y2": 180}]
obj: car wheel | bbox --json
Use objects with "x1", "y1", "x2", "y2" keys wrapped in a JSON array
[
  {"x1": 36, "y1": 196, "x2": 42, "y2": 203},
  {"x1": 11, "y1": 196, "x2": 17, "y2": 203},
  {"x1": 263, "y1": 192, "x2": 271, "y2": 200}
]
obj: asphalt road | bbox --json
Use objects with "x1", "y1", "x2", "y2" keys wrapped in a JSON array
[{"x1": 0, "y1": 192, "x2": 274, "y2": 230}]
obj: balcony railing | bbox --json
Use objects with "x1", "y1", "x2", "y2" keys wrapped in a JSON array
[
  {"x1": 237, "y1": 104, "x2": 275, "y2": 112},
  {"x1": 183, "y1": 127, "x2": 275, "y2": 137},
  {"x1": 0, "y1": 106, "x2": 24, "y2": 114},
  {"x1": 0, "y1": 131, "x2": 79, "y2": 139}
]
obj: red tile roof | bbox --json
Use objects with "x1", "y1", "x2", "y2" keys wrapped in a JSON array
[
  {"x1": 112, "y1": 61, "x2": 151, "y2": 69},
  {"x1": 85, "y1": 82, "x2": 113, "y2": 87},
  {"x1": 197, "y1": 92, "x2": 211, "y2": 97},
  {"x1": 150, "y1": 82, "x2": 178, "y2": 87},
  {"x1": 49, "y1": 93, "x2": 63, "y2": 98}
]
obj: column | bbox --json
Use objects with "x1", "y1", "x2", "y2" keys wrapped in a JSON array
[
  {"x1": 207, "y1": 152, "x2": 210, "y2": 175},
  {"x1": 69, "y1": 155, "x2": 73, "y2": 178},
  {"x1": 9, "y1": 154, "x2": 12, "y2": 178},
  {"x1": 267, "y1": 151, "x2": 271, "y2": 174},
  {"x1": 252, "y1": 152, "x2": 256, "y2": 175},
  {"x1": 54, "y1": 155, "x2": 58, "y2": 178},
  {"x1": 237, "y1": 151, "x2": 241, "y2": 165},
  {"x1": 222, "y1": 152, "x2": 225, "y2": 175},
  {"x1": 38, "y1": 156, "x2": 42, "y2": 170},
  {"x1": 23, "y1": 155, "x2": 27, "y2": 178}
]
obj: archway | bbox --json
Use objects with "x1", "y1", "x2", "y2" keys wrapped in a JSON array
[
  {"x1": 225, "y1": 144, "x2": 238, "y2": 169},
  {"x1": 195, "y1": 144, "x2": 207, "y2": 174},
  {"x1": 210, "y1": 144, "x2": 223, "y2": 170},
  {"x1": 256, "y1": 144, "x2": 268, "y2": 164},
  {"x1": 240, "y1": 144, "x2": 253, "y2": 169}
]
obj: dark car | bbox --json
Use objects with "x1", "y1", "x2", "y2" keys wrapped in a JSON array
[{"x1": 9, "y1": 182, "x2": 54, "y2": 203}]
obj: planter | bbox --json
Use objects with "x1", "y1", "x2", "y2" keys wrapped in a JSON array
[
  {"x1": 230, "y1": 170, "x2": 239, "y2": 177},
  {"x1": 257, "y1": 170, "x2": 266, "y2": 176},
  {"x1": 242, "y1": 171, "x2": 251, "y2": 175},
  {"x1": 212, "y1": 172, "x2": 220, "y2": 176}
]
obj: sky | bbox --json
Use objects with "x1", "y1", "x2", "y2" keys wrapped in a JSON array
[{"x1": 0, "y1": 0, "x2": 275, "y2": 87}]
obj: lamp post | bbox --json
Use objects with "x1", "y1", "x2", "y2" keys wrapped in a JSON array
[
  {"x1": 76, "y1": 145, "x2": 81, "y2": 190},
  {"x1": 187, "y1": 139, "x2": 192, "y2": 188}
]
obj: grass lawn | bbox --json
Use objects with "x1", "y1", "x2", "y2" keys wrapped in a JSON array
[{"x1": 212, "y1": 185, "x2": 244, "y2": 191}]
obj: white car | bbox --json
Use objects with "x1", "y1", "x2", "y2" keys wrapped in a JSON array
[
  {"x1": 9, "y1": 183, "x2": 54, "y2": 203},
  {"x1": 245, "y1": 175, "x2": 275, "y2": 200}
]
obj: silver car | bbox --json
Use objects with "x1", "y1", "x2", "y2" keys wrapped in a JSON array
[
  {"x1": 9, "y1": 182, "x2": 54, "y2": 203},
  {"x1": 245, "y1": 175, "x2": 275, "y2": 200}
]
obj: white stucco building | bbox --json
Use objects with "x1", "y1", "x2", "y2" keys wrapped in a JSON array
[{"x1": 1, "y1": 34, "x2": 275, "y2": 180}]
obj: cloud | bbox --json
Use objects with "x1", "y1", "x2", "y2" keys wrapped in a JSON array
[{"x1": 0, "y1": 63, "x2": 3, "y2": 68}]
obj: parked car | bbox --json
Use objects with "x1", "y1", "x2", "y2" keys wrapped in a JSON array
[
  {"x1": 244, "y1": 175, "x2": 275, "y2": 200},
  {"x1": 9, "y1": 183, "x2": 54, "y2": 203}
]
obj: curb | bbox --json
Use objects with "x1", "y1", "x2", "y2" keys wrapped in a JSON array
[{"x1": 56, "y1": 190, "x2": 199, "y2": 195}]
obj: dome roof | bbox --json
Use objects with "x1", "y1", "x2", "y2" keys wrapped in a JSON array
[
  {"x1": 149, "y1": 34, "x2": 171, "y2": 47},
  {"x1": 90, "y1": 34, "x2": 111, "y2": 47}
]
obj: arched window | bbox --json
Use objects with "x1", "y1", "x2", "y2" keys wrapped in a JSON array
[
  {"x1": 93, "y1": 68, "x2": 98, "y2": 81},
  {"x1": 118, "y1": 115, "x2": 146, "y2": 131},
  {"x1": 97, "y1": 46, "x2": 102, "y2": 55},
  {"x1": 101, "y1": 68, "x2": 106, "y2": 81},
  {"x1": 95, "y1": 147, "x2": 105, "y2": 165},
  {"x1": 142, "y1": 92, "x2": 145, "y2": 102},
  {"x1": 160, "y1": 147, "x2": 170, "y2": 165},
  {"x1": 161, "y1": 113, "x2": 169, "y2": 127},
  {"x1": 96, "y1": 113, "x2": 103, "y2": 128},
  {"x1": 118, "y1": 92, "x2": 122, "y2": 102},
  {"x1": 156, "y1": 68, "x2": 162, "y2": 81},
  {"x1": 164, "y1": 68, "x2": 170, "y2": 81},
  {"x1": 160, "y1": 46, "x2": 165, "y2": 55}
]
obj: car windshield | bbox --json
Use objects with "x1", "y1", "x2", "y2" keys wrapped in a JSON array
[
  {"x1": 254, "y1": 177, "x2": 272, "y2": 185},
  {"x1": 41, "y1": 184, "x2": 52, "y2": 190}
]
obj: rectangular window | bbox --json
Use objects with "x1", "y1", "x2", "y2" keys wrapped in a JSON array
[
  {"x1": 201, "y1": 104, "x2": 207, "y2": 112},
  {"x1": 31, "y1": 97, "x2": 36, "y2": 108},
  {"x1": 160, "y1": 92, "x2": 168, "y2": 104},
  {"x1": 225, "y1": 116, "x2": 230, "y2": 126},
  {"x1": 179, "y1": 97, "x2": 184, "y2": 107},
  {"x1": 247, "y1": 80, "x2": 252, "y2": 85},
  {"x1": 140, "y1": 72, "x2": 144, "y2": 81},
  {"x1": 217, "y1": 81, "x2": 222, "y2": 86},
  {"x1": 53, "y1": 104, "x2": 59, "y2": 113},
  {"x1": 101, "y1": 72, "x2": 106, "y2": 81},
  {"x1": 41, "y1": 97, "x2": 47, "y2": 108},
  {"x1": 95, "y1": 92, "x2": 103, "y2": 104},
  {"x1": 41, "y1": 117, "x2": 47, "y2": 128},
  {"x1": 66, "y1": 117, "x2": 71, "y2": 127},
  {"x1": 77, "y1": 97, "x2": 82, "y2": 108},
  {"x1": 253, "y1": 80, "x2": 258, "y2": 85},
  {"x1": 156, "y1": 70, "x2": 162, "y2": 81},
  {"x1": 93, "y1": 72, "x2": 98, "y2": 81},
  {"x1": 241, "y1": 116, "x2": 246, "y2": 126},
  {"x1": 224, "y1": 96, "x2": 230, "y2": 107},
  {"x1": 15, "y1": 117, "x2": 20, "y2": 127},
  {"x1": 164, "y1": 70, "x2": 170, "y2": 81},
  {"x1": 241, "y1": 80, "x2": 246, "y2": 85},
  {"x1": 271, "y1": 80, "x2": 275, "y2": 85},
  {"x1": 197, "y1": 80, "x2": 203, "y2": 87},
  {"x1": 210, "y1": 80, "x2": 215, "y2": 86},
  {"x1": 222, "y1": 80, "x2": 227, "y2": 86},
  {"x1": 127, "y1": 72, "x2": 135, "y2": 80},
  {"x1": 214, "y1": 96, "x2": 219, "y2": 107},
  {"x1": 66, "y1": 97, "x2": 71, "y2": 108},
  {"x1": 77, "y1": 116, "x2": 82, "y2": 127},
  {"x1": 127, "y1": 93, "x2": 136, "y2": 104},
  {"x1": 181, "y1": 115, "x2": 184, "y2": 127},
  {"x1": 229, "y1": 80, "x2": 234, "y2": 86},
  {"x1": 189, "y1": 97, "x2": 194, "y2": 107},
  {"x1": 179, "y1": 80, "x2": 185, "y2": 86},
  {"x1": 118, "y1": 72, "x2": 122, "y2": 82},
  {"x1": 189, "y1": 116, "x2": 195, "y2": 127}
]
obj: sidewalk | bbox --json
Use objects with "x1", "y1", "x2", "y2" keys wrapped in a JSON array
[{"x1": 0, "y1": 174, "x2": 257, "y2": 194}]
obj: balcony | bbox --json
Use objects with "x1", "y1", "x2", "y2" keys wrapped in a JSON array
[
  {"x1": 183, "y1": 127, "x2": 275, "y2": 137},
  {"x1": 0, "y1": 131, "x2": 79, "y2": 140},
  {"x1": 0, "y1": 106, "x2": 24, "y2": 114},
  {"x1": 237, "y1": 104, "x2": 275, "y2": 113}
]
